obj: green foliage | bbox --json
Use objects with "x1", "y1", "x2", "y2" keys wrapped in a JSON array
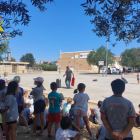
[
  {"x1": 87, "y1": 46, "x2": 115, "y2": 73},
  {"x1": 11, "y1": 57, "x2": 16, "y2": 62},
  {"x1": 82, "y1": 0, "x2": 140, "y2": 45},
  {"x1": 121, "y1": 48, "x2": 140, "y2": 68},
  {"x1": 20, "y1": 53, "x2": 35, "y2": 67},
  {"x1": 0, "y1": 0, "x2": 54, "y2": 37},
  {"x1": 0, "y1": 41, "x2": 10, "y2": 61},
  {"x1": 34, "y1": 63, "x2": 57, "y2": 71}
]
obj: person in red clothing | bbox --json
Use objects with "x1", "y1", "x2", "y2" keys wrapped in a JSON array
[{"x1": 47, "y1": 82, "x2": 62, "y2": 137}]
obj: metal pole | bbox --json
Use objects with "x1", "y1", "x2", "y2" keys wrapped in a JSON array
[
  {"x1": 59, "y1": 66, "x2": 61, "y2": 74},
  {"x1": 106, "y1": 37, "x2": 108, "y2": 77},
  {"x1": 0, "y1": 68, "x2": 1, "y2": 79},
  {"x1": 102, "y1": 67, "x2": 104, "y2": 77},
  {"x1": 60, "y1": 50, "x2": 61, "y2": 58}
]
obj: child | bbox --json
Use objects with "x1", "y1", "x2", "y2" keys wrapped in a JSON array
[
  {"x1": 136, "y1": 104, "x2": 140, "y2": 125},
  {"x1": 37, "y1": 101, "x2": 49, "y2": 130},
  {"x1": 0, "y1": 80, "x2": 6, "y2": 136},
  {"x1": 28, "y1": 95, "x2": 34, "y2": 114},
  {"x1": 63, "y1": 97, "x2": 72, "y2": 116},
  {"x1": 73, "y1": 83, "x2": 96, "y2": 140},
  {"x1": 44, "y1": 97, "x2": 49, "y2": 110},
  {"x1": 60, "y1": 93, "x2": 66, "y2": 111},
  {"x1": 2, "y1": 81, "x2": 19, "y2": 140},
  {"x1": 13, "y1": 76, "x2": 31, "y2": 133},
  {"x1": 3, "y1": 72, "x2": 8, "y2": 88},
  {"x1": 48, "y1": 82, "x2": 62, "y2": 137},
  {"x1": 19, "y1": 102, "x2": 33, "y2": 126},
  {"x1": 30, "y1": 77, "x2": 46, "y2": 135},
  {"x1": 56, "y1": 116, "x2": 83, "y2": 140},
  {"x1": 69, "y1": 104, "x2": 85, "y2": 130},
  {"x1": 0, "y1": 124, "x2": 3, "y2": 140},
  {"x1": 90, "y1": 100, "x2": 102, "y2": 124},
  {"x1": 96, "y1": 124, "x2": 105, "y2": 140},
  {"x1": 137, "y1": 71, "x2": 140, "y2": 84},
  {"x1": 23, "y1": 91, "x2": 29, "y2": 103},
  {"x1": 121, "y1": 72, "x2": 128, "y2": 84}
]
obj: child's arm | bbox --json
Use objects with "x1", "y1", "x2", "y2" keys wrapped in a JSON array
[
  {"x1": 1, "y1": 106, "x2": 10, "y2": 113},
  {"x1": 71, "y1": 122, "x2": 82, "y2": 133},
  {"x1": 43, "y1": 87, "x2": 46, "y2": 91},
  {"x1": 135, "y1": 110, "x2": 140, "y2": 116},
  {"x1": 119, "y1": 118, "x2": 136, "y2": 139},
  {"x1": 71, "y1": 122, "x2": 83, "y2": 137},
  {"x1": 27, "y1": 114, "x2": 30, "y2": 119},
  {"x1": 0, "y1": 91, "x2": 6, "y2": 101},
  {"x1": 101, "y1": 113, "x2": 120, "y2": 139},
  {"x1": 96, "y1": 130, "x2": 100, "y2": 139}
]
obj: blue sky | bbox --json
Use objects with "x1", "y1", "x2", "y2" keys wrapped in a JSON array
[{"x1": 6, "y1": 0, "x2": 140, "y2": 62}]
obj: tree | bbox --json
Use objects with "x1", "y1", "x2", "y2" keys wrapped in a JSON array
[
  {"x1": 121, "y1": 48, "x2": 140, "y2": 69},
  {"x1": 20, "y1": 53, "x2": 35, "y2": 67},
  {"x1": 87, "y1": 46, "x2": 115, "y2": 73},
  {"x1": 82, "y1": 0, "x2": 140, "y2": 46},
  {"x1": 11, "y1": 57, "x2": 16, "y2": 62},
  {"x1": 0, "y1": 41, "x2": 10, "y2": 61},
  {"x1": 0, "y1": 0, "x2": 53, "y2": 37}
]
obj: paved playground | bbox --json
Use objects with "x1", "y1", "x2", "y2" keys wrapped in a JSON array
[{"x1": 4, "y1": 72, "x2": 140, "y2": 109}]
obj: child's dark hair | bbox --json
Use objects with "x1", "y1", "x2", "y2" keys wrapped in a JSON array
[
  {"x1": 37, "y1": 82, "x2": 42, "y2": 87},
  {"x1": 0, "y1": 80, "x2": 5, "y2": 90},
  {"x1": 50, "y1": 82, "x2": 57, "y2": 90},
  {"x1": 111, "y1": 79, "x2": 125, "y2": 95},
  {"x1": 6, "y1": 81, "x2": 18, "y2": 96},
  {"x1": 138, "y1": 104, "x2": 140, "y2": 108},
  {"x1": 60, "y1": 116, "x2": 72, "y2": 130},
  {"x1": 74, "y1": 83, "x2": 86, "y2": 94},
  {"x1": 69, "y1": 104, "x2": 75, "y2": 113},
  {"x1": 98, "y1": 101, "x2": 102, "y2": 108}
]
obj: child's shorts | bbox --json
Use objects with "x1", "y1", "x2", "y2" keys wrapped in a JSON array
[
  {"x1": 34, "y1": 100, "x2": 46, "y2": 114},
  {"x1": 74, "y1": 109, "x2": 88, "y2": 117},
  {"x1": 48, "y1": 112, "x2": 60, "y2": 123}
]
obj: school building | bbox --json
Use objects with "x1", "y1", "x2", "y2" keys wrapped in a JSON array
[
  {"x1": 57, "y1": 50, "x2": 122, "y2": 72},
  {"x1": 0, "y1": 61, "x2": 29, "y2": 74}
]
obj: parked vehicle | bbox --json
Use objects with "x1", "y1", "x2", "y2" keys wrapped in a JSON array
[
  {"x1": 126, "y1": 68, "x2": 133, "y2": 73},
  {"x1": 104, "y1": 68, "x2": 121, "y2": 74},
  {"x1": 111, "y1": 68, "x2": 121, "y2": 74},
  {"x1": 134, "y1": 68, "x2": 140, "y2": 72}
]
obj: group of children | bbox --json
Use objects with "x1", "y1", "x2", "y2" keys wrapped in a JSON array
[{"x1": 0, "y1": 72, "x2": 140, "y2": 140}]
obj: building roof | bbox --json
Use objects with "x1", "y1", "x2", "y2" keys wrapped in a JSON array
[
  {"x1": 61, "y1": 50, "x2": 92, "y2": 54},
  {"x1": 115, "y1": 56, "x2": 121, "y2": 62},
  {"x1": 0, "y1": 61, "x2": 29, "y2": 64}
]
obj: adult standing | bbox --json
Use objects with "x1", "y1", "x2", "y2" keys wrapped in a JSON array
[
  {"x1": 63, "y1": 66, "x2": 74, "y2": 89},
  {"x1": 123, "y1": 66, "x2": 126, "y2": 74}
]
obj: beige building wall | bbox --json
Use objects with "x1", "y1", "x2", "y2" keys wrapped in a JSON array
[
  {"x1": 0, "y1": 62, "x2": 29, "y2": 74},
  {"x1": 57, "y1": 51, "x2": 96, "y2": 71},
  {"x1": 57, "y1": 51, "x2": 121, "y2": 72}
]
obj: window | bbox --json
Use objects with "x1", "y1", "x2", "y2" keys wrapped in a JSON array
[
  {"x1": 4, "y1": 63, "x2": 11, "y2": 65},
  {"x1": 75, "y1": 55, "x2": 78, "y2": 59},
  {"x1": 18, "y1": 64, "x2": 25, "y2": 66},
  {"x1": 71, "y1": 55, "x2": 74, "y2": 59}
]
